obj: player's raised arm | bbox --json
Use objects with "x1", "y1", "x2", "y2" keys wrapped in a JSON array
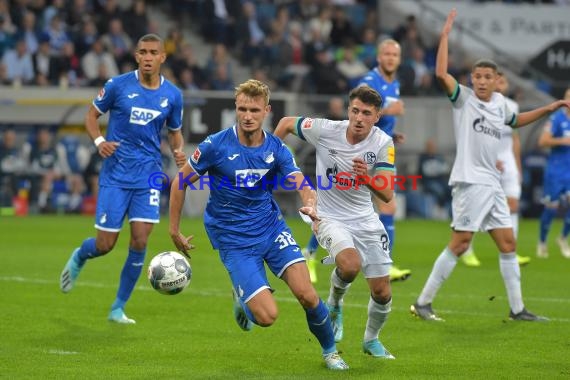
[
  {"x1": 169, "y1": 162, "x2": 198, "y2": 256},
  {"x1": 435, "y1": 9, "x2": 458, "y2": 96},
  {"x1": 274, "y1": 117, "x2": 298, "y2": 140}
]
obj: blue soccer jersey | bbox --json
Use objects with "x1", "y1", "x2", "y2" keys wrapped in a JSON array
[
  {"x1": 358, "y1": 68, "x2": 400, "y2": 137},
  {"x1": 545, "y1": 109, "x2": 570, "y2": 179},
  {"x1": 94, "y1": 70, "x2": 183, "y2": 188},
  {"x1": 188, "y1": 126, "x2": 301, "y2": 249}
]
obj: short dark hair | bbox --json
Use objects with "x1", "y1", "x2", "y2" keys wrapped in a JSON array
[
  {"x1": 349, "y1": 85, "x2": 383, "y2": 110},
  {"x1": 472, "y1": 59, "x2": 498, "y2": 72},
  {"x1": 137, "y1": 33, "x2": 164, "y2": 47}
]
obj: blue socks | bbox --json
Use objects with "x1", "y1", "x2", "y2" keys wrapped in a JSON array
[
  {"x1": 380, "y1": 214, "x2": 395, "y2": 251},
  {"x1": 76, "y1": 237, "x2": 102, "y2": 264},
  {"x1": 306, "y1": 233, "x2": 319, "y2": 253},
  {"x1": 111, "y1": 248, "x2": 146, "y2": 311},
  {"x1": 539, "y1": 207, "x2": 556, "y2": 243},
  {"x1": 306, "y1": 299, "x2": 336, "y2": 354}
]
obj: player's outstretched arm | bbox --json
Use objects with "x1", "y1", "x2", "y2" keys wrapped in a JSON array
[
  {"x1": 289, "y1": 172, "x2": 320, "y2": 223},
  {"x1": 435, "y1": 9, "x2": 458, "y2": 97},
  {"x1": 515, "y1": 99, "x2": 570, "y2": 128},
  {"x1": 274, "y1": 117, "x2": 298, "y2": 140},
  {"x1": 169, "y1": 162, "x2": 197, "y2": 257},
  {"x1": 167, "y1": 129, "x2": 186, "y2": 168},
  {"x1": 85, "y1": 104, "x2": 119, "y2": 158}
]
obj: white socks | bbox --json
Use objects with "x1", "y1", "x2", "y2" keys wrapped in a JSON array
[
  {"x1": 417, "y1": 247, "x2": 458, "y2": 306},
  {"x1": 499, "y1": 252, "x2": 524, "y2": 314},
  {"x1": 364, "y1": 297, "x2": 391, "y2": 342},
  {"x1": 327, "y1": 268, "x2": 351, "y2": 307}
]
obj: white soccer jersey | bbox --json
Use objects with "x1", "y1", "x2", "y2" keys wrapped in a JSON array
[
  {"x1": 448, "y1": 84, "x2": 517, "y2": 188},
  {"x1": 295, "y1": 117, "x2": 395, "y2": 222}
]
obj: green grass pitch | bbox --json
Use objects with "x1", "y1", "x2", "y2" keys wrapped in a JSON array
[{"x1": 1, "y1": 215, "x2": 569, "y2": 379}]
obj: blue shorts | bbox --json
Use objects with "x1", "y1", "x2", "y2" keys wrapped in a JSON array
[
  {"x1": 95, "y1": 185, "x2": 161, "y2": 232},
  {"x1": 219, "y1": 221, "x2": 305, "y2": 303},
  {"x1": 542, "y1": 172, "x2": 570, "y2": 204}
]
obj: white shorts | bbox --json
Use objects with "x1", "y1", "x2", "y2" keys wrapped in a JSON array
[
  {"x1": 500, "y1": 157, "x2": 521, "y2": 199},
  {"x1": 451, "y1": 183, "x2": 512, "y2": 232},
  {"x1": 316, "y1": 217, "x2": 392, "y2": 278}
]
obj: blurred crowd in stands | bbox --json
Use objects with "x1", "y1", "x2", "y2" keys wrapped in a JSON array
[
  {"x1": 0, "y1": 0, "x2": 474, "y2": 95},
  {"x1": 0, "y1": 0, "x2": 562, "y2": 215}
]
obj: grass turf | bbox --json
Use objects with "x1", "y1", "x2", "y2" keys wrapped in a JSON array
[{"x1": 1, "y1": 215, "x2": 569, "y2": 379}]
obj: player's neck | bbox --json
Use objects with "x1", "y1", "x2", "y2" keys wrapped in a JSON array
[
  {"x1": 139, "y1": 73, "x2": 161, "y2": 89},
  {"x1": 346, "y1": 130, "x2": 367, "y2": 145},
  {"x1": 238, "y1": 129, "x2": 264, "y2": 147},
  {"x1": 378, "y1": 67, "x2": 395, "y2": 82}
]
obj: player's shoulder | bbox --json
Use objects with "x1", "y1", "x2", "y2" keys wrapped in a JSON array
[
  {"x1": 161, "y1": 77, "x2": 183, "y2": 97},
  {"x1": 360, "y1": 68, "x2": 380, "y2": 83},
  {"x1": 370, "y1": 126, "x2": 392, "y2": 144},
  {"x1": 490, "y1": 91, "x2": 506, "y2": 103},
  {"x1": 110, "y1": 71, "x2": 137, "y2": 85},
  {"x1": 208, "y1": 127, "x2": 234, "y2": 145}
]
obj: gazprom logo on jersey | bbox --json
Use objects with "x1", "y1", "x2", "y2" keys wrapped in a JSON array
[
  {"x1": 130, "y1": 107, "x2": 161, "y2": 125},
  {"x1": 235, "y1": 169, "x2": 270, "y2": 187}
]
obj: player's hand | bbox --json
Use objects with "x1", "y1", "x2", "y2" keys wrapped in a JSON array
[
  {"x1": 496, "y1": 160, "x2": 504, "y2": 173},
  {"x1": 442, "y1": 8, "x2": 457, "y2": 37},
  {"x1": 393, "y1": 132, "x2": 406, "y2": 145},
  {"x1": 98, "y1": 141, "x2": 120, "y2": 158},
  {"x1": 170, "y1": 231, "x2": 195, "y2": 258},
  {"x1": 299, "y1": 206, "x2": 320, "y2": 224},
  {"x1": 173, "y1": 149, "x2": 187, "y2": 168},
  {"x1": 352, "y1": 157, "x2": 369, "y2": 177}
]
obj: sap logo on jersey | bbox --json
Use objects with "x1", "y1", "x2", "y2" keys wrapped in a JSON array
[
  {"x1": 130, "y1": 107, "x2": 162, "y2": 125},
  {"x1": 235, "y1": 169, "x2": 269, "y2": 187}
]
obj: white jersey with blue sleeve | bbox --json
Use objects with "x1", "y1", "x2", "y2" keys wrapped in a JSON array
[
  {"x1": 188, "y1": 125, "x2": 301, "y2": 249},
  {"x1": 94, "y1": 70, "x2": 183, "y2": 188}
]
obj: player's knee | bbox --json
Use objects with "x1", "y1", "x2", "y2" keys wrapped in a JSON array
[
  {"x1": 500, "y1": 239, "x2": 516, "y2": 253},
  {"x1": 254, "y1": 308, "x2": 278, "y2": 327},
  {"x1": 95, "y1": 240, "x2": 114, "y2": 254},
  {"x1": 130, "y1": 236, "x2": 149, "y2": 251},
  {"x1": 296, "y1": 288, "x2": 319, "y2": 309},
  {"x1": 338, "y1": 264, "x2": 359, "y2": 281},
  {"x1": 371, "y1": 288, "x2": 391, "y2": 304},
  {"x1": 336, "y1": 255, "x2": 360, "y2": 281}
]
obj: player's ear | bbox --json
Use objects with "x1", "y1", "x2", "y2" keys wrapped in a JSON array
[{"x1": 160, "y1": 52, "x2": 166, "y2": 64}]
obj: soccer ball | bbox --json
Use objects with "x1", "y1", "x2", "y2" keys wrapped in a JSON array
[{"x1": 147, "y1": 251, "x2": 191, "y2": 295}]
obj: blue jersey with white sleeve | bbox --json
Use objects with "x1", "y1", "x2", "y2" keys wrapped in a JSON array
[
  {"x1": 94, "y1": 70, "x2": 183, "y2": 188},
  {"x1": 188, "y1": 126, "x2": 301, "y2": 249},
  {"x1": 545, "y1": 109, "x2": 570, "y2": 179},
  {"x1": 358, "y1": 68, "x2": 400, "y2": 137}
]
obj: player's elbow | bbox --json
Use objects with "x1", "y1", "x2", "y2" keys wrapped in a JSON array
[{"x1": 381, "y1": 190, "x2": 394, "y2": 203}]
